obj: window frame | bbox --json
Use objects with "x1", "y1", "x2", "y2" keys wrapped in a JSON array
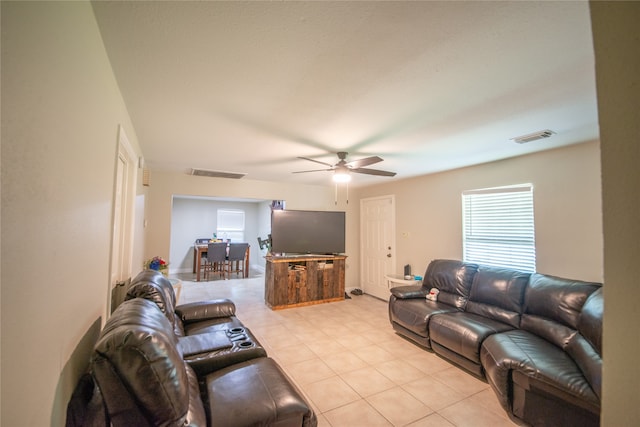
[{"x1": 462, "y1": 183, "x2": 536, "y2": 272}]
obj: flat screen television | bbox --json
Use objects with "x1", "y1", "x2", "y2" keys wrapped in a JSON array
[{"x1": 270, "y1": 209, "x2": 345, "y2": 255}]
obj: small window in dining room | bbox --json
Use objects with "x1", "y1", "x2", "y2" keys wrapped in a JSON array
[
  {"x1": 217, "y1": 209, "x2": 245, "y2": 242},
  {"x1": 462, "y1": 184, "x2": 536, "y2": 272}
]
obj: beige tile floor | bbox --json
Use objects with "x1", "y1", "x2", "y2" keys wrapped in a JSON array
[{"x1": 174, "y1": 272, "x2": 519, "y2": 427}]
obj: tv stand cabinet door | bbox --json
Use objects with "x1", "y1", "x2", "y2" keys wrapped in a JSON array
[
  {"x1": 265, "y1": 261, "x2": 289, "y2": 307},
  {"x1": 325, "y1": 258, "x2": 345, "y2": 299}
]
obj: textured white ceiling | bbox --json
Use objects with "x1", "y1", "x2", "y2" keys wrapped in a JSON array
[{"x1": 92, "y1": 1, "x2": 598, "y2": 187}]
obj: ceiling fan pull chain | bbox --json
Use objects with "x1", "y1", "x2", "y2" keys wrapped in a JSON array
[{"x1": 335, "y1": 183, "x2": 338, "y2": 205}]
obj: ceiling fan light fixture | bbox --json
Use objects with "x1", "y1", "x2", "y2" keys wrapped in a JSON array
[
  {"x1": 333, "y1": 171, "x2": 351, "y2": 183},
  {"x1": 293, "y1": 152, "x2": 395, "y2": 181}
]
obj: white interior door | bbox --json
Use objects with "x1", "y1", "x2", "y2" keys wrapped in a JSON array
[
  {"x1": 360, "y1": 195, "x2": 395, "y2": 300},
  {"x1": 108, "y1": 125, "x2": 137, "y2": 315}
]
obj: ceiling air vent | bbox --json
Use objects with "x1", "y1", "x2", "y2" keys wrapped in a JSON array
[
  {"x1": 190, "y1": 168, "x2": 246, "y2": 179},
  {"x1": 511, "y1": 129, "x2": 556, "y2": 144}
]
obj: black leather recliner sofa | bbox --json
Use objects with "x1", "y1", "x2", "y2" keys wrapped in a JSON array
[
  {"x1": 67, "y1": 270, "x2": 317, "y2": 427},
  {"x1": 123, "y1": 269, "x2": 269, "y2": 376},
  {"x1": 389, "y1": 259, "x2": 603, "y2": 427}
]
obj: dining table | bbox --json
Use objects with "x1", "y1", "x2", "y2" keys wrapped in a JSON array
[{"x1": 192, "y1": 242, "x2": 250, "y2": 281}]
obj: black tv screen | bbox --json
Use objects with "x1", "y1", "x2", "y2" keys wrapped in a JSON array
[{"x1": 271, "y1": 209, "x2": 345, "y2": 255}]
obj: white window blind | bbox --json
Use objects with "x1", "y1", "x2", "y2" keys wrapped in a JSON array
[
  {"x1": 217, "y1": 210, "x2": 245, "y2": 242},
  {"x1": 462, "y1": 184, "x2": 536, "y2": 272}
]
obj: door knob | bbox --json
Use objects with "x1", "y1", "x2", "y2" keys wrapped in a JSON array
[{"x1": 387, "y1": 253, "x2": 392, "y2": 258}]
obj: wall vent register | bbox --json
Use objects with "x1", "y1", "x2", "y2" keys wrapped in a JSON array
[
  {"x1": 191, "y1": 168, "x2": 246, "y2": 179},
  {"x1": 511, "y1": 129, "x2": 555, "y2": 144}
]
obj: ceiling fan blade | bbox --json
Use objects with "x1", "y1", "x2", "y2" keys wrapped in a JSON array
[
  {"x1": 345, "y1": 156, "x2": 383, "y2": 169},
  {"x1": 292, "y1": 168, "x2": 334, "y2": 174},
  {"x1": 297, "y1": 156, "x2": 334, "y2": 168},
  {"x1": 352, "y1": 167, "x2": 397, "y2": 177}
]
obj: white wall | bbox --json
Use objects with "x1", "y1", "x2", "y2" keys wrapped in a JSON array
[
  {"x1": 353, "y1": 141, "x2": 603, "y2": 283},
  {"x1": 169, "y1": 197, "x2": 262, "y2": 272},
  {"x1": 591, "y1": 2, "x2": 640, "y2": 425},
  {"x1": 1, "y1": 2, "x2": 144, "y2": 426}
]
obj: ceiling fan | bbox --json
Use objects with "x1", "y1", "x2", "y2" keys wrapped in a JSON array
[{"x1": 293, "y1": 151, "x2": 397, "y2": 182}]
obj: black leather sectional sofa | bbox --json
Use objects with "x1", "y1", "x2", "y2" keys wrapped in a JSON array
[
  {"x1": 67, "y1": 269, "x2": 316, "y2": 427},
  {"x1": 388, "y1": 259, "x2": 603, "y2": 427}
]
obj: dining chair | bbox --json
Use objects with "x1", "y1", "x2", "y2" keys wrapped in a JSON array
[
  {"x1": 226, "y1": 243, "x2": 249, "y2": 278},
  {"x1": 204, "y1": 242, "x2": 228, "y2": 280}
]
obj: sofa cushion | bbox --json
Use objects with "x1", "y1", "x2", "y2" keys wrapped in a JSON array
[
  {"x1": 429, "y1": 312, "x2": 515, "y2": 366},
  {"x1": 566, "y1": 288, "x2": 603, "y2": 400},
  {"x1": 204, "y1": 357, "x2": 317, "y2": 427},
  {"x1": 421, "y1": 259, "x2": 478, "y2": 309},
  {"x1": 180, "y1": 327, "x2": 268, "y2": 377},
  {"x1": 521, "y1": 274, "x2": 601, "y2": 348},
  {"x1": 175, "y1": 299, "x2": 237, "y2": 324},
  {"x1": 512, "y1": 367, "x2": 599, "y2": 415},
  {"x1": 577, "y1": 287, "x2": 603, "y2": 356},
  {"x1": 481, "y1": 329, "x2": 600, "y2": 414},
  {"x1": 511, "y1": 372, "x2": 600, "y2": 427},
  {"x1": 126, "y1": 270, "x2": 182, "y2": 336},
  {"x1": 564, "y1": 334, "x2": 602, "y2": 404},
  {"x1": 179, "y1": 331, "x2": 233, "y2": 357},
  {"x1": 466, "y1": 266, "x2": 529, "y2": 327},
  {"x1": 98, "y1": 298, "x2": 178, "y2": 347},
  {"x1": 129, "y1": 269, "x2": 176, "y2": 311},
  {"x1": 388, "y1": 295, "x2": 458, "y2": 341},
  {"x1": 182, "y1": 316, "x2": 245, "y2": 335}
]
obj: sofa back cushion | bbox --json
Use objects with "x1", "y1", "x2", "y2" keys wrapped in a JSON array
[
  {"x1": 130, "y1": 269, "x2": 176, "y2": 308},
  {"x1": 99, "y1": 298, "x2": 178, "y2": 347},
  {"x1": 126, "y1": 269, "x2": 183, "y2": 336},
  {"x1": 92, "y1": 299, "x2": 204, "y2": 426},
  {"x1": 422, "y1": 259, "x2": 478, "y2": 309},
  {"x1": 466, "y1": 266, "x2": 530, "y2": 327},
  {"x1": 521, "y1": 273, "x2": 602, "y2": 349}
]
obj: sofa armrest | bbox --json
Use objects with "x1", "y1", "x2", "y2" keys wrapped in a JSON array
[
  {"x1": 390, "y1": 285, "x2": 427, "y2": 299},
  {"x1": 175, "y1": 299, "x2": 236, "y2": 324}
]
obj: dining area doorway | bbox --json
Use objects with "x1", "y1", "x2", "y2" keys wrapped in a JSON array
[{"x1": 168, "y1": 196, "x2": 283, "y2": 281}]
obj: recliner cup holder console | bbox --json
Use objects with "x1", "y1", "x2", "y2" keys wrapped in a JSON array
[
  {"x1": 178, "y1": 326, "x2": 265, "y2": 377},
  {"x1": 226, "y1": 327, "x2": 255, "y2": 347}
]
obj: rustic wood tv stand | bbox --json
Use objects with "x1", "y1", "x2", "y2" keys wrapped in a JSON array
[{"x1": 264, "y1": 254, "x2": 346, "y2": 310}]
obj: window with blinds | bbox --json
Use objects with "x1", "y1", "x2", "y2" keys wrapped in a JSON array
[
  {"x1": 216, "y1": 209, "x2": 245, "y2": 242},
  {"x1": 462, "y1": 184, "x2": 536, "y2": 272}
]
